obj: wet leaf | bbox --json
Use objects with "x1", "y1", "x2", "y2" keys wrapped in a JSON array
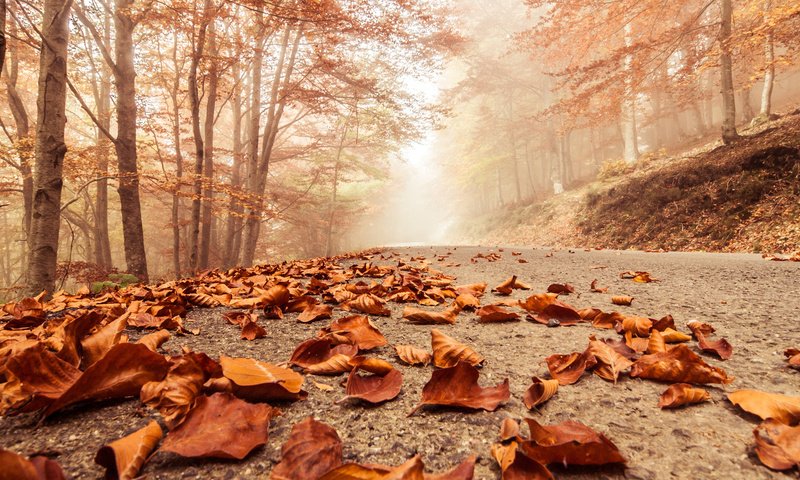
[
  {"x1": 518, "y1": 418, "x2": 626, "y2": 466},
  {"x1": 695, "y1": 332, "x2": 733, "y2": 360},
  {"x1": 431, "y1": 329, "x2": 485, "y2": 368},
  {"x1": 271, "y1": 417, "x2": 342, "y2": 479},
  {"x1": 476, "y1": 305, "x2": 520, "y2": 323},
  {"x1": 95, "y1": 420, "x2": 162, "y2": 479},
  {"x1": 523, "y1": 377, "x2": 559, "y2": 409},
  {"x1": 753, "y1": 419, "x2": 800, "y2": 470},
  {"x1": 545, "y1": 350, "x2": 597, "y2": 385},
  {"x1": 160, "y1": 393, "x2": 276, "y2": 459},
  {"x1": 728, "y1": 390, "x2": 800, "y2": 424},
  {"x1": 319, "y1": 315, "x2": 388, "y2": 350},
  {"x1": 410, "y1": 361, "x2": 509, "y2": 415},
  {"x1": 220, "y1": 356, "x2": 306, "y2": 402},
  {"x1": 587, "y1": 336, "x2": 633, "y2": 383},
  {"x1": 403, "y1": 304, "x2": 460, "y2": 325},
  {"x1": 297, "y1": 304, "x2": 333, "y2": 323},
  {"x1": 395, "y1": 344, "x2": 432, "y2": 367},
  {"x1": 658, "y1": 383, "x2": 710, "y2": 409},
  {"x1": 611, "y1": 296, "x2": 633, "y2": 306},
  {"x1": 630, "y1": 345, "x2": 733, "y2": 385},
  {"x1": 342, "y1": 367, "x2": 403, "y2": 404}
]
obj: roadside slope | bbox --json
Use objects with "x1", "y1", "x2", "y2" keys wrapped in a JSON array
[{"x1": 460, "y1": 111, "x2": 800, "y2": 254}]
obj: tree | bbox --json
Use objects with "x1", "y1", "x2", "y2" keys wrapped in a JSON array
[{"x1": 720, "y1": 0, "x2": 739, "y2": 144}]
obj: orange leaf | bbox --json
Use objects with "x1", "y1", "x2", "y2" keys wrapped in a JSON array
[
  {"x1": 402, "y1": 304, "x2": 460, "y2": 325},
  {"x1": 519, "y1": 293, "x2": 558, "y2": 313},
  {"x1": 454, "y1": 293, "x2": 480, "y2": 310},
  {"x1": 523, "y1": 377, "x2": 559, "y2": 409},
  {"x1": 0, "y1": 448, "x2": 67, "y2": 480},
  {"x1": 80, "y1": 315, "x2": 128, "y2": 367},
  {"x1": 753, "y1": 419, "x2": 800, "y2": 470},
  {"x1": 547, "y1": 283, "x2": 575, "y2": 294},
  {"x1": 241, "y1": 319, "x2": 267, "y2": 340},
  {"x1": 341, "y1": 294, "x2": 391, "y2": 316},
  {"x1": 160, "y1": 393, "x2": 276, "y2": 459},
  {"x1": 476, "y1": 305, "x2": 520, "y2": 323},
  {"x1": 519, "y1": 418, "x2": 626, "y2": 467},
  {"x1": 140, "y1": 352, "x2": 214, "y2": 427},
  {"x1": 319, "y1": 315, "x2": 388, "y2": 350},
  {"x1": 728, "y1": 390, "x2": 800, "y2": 424},
  {"x1": 647, "y1": 330, "x2": 667, "y2": 354},
  {"x1": 410, "y1": 361, "x2": 509, "y2": 415},
  {"x1": 587, "y1": 336, "x2": 633, "y2": 383},
  {"x1": 220, "y1": 356, "x2": 306, "y2": 402},
  {"x1": 290, "y1": 338, "x2": 358, "y2": 369},
  {"x1": 271, "y1": 417, "x2": 343, "y2": 479},
  {"x1": 95, "y1": 420, "x2": 162, "y2": 479},
  {"x1": 395, "y1": 344, "x2": 432, "y2": 367},
  {"x1": 611, "y1": 296, "x2": 633, "y2": 306},
  {"x1": 136, "y1": 329, "x2": 170, "y2": 352},
  {"x1": 785, "y1": 348, "x2": 800, "y2": 369},
  {"x1": 348, "y1": 356, "x2": 393, "y2": 375},
  {"x1": 630, "y1": 345, "x2": 732, "y2": 385},
  {"x1": 297, "y1": 304, "x2": 333, "y2": 323},
  {"x1": 342, "y1": 367, "x2": 403, "y2": 404},
  {"x1": 431, "y1": 329, "x2": 485, "y2": 368},
  {"x1": 545, "y1": 350, "x2": 597, "y2": 385},
  {"x1": 658, "y1": 383, "x2": 710, "y2": 409},
  {"x1": 493, "y1": 276, "x2": 531, "y2": 295},
  {"x1": 695, "y1": 332, "x2": 733, "y2": 360}
]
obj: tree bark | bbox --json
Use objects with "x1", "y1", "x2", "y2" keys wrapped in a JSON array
[
  {"x1": 199, "y1": 21, "x2": 217, "y2": 269},
  {"x1": 26, "y1": 0, "x2": 73, "y2": 296},
  {"x1": 170, "y1": 31, "x2": 184, "y2": 278},
  {"x1": 719, "y1": 0, "x2": 739, "y2": 144},
  {"x1": 92, "y1": 9, "x2": 112, "y2": 269},
  {"x1": 621, "y1": 22, "x2": 640, "y2": 163},
  {"x1": 325, "y1": 121, "x2": 349, "y2": 257},
  {"x1": 222, "y1": 61, "x2": 245, "y2": 268},
  {"x1": 758, "y1": 0, "x2": 775, "y2": 120}
]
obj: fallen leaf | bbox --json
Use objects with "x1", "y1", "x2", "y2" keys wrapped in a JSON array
[
  {"x1": 347, "y1": 356, "x2": 394, "y2": 375},
  {"x1": 652, "y1": 315, "x2": 676, "y2": 331},
  {"x1": 341, "y1": 367, "x2": 403, "y2": 404},
  {"x1": 519, "y1": 293, "x2": 558, "y2": 313},
  {"x1": 160, "y1": 393, "x2": 276, "y2": 459},
  {"x1": 547, "y1": 283, "x2": 575, "y2": 294},
  {"x1": 476, "y1": 305, "x2": 520, "y2": 323},
  {"x1": 455, "y1": 293, "x2": 480, "y2": 310},
  {"x1": 753, "y1": 419, "x2": 800, "y2": 470},
  {"x1": 0, "y1": 448, "x2": 67, "y2": 480},
  {"x1": 661, "y1": 328, "x2": 691, "y2": 343},
  {"x1": 136, "y1": 330, "x2": 170, "y2": 352},
  {"x1": 297, "y1": 304, "x2": 333, "y2": 323},
  {"x1": 620, "y1": 271, "x2": 655, "y2": 282},
  {"x1": 342, "y1": 294, "x2": 391, "y2": 316},
  {"x1": 289, "y1": 338, "x2": 358, "y2": 369},
  {"x1": 320, "y1": 315, "x2": 388, "y2": 350},
  {"x1": 493, "y1": 276, "x2": 531, "y2": 295},
  {"x1": 220, "y1": 356, "x2": 306, "y2": 401},
  {"x1": 403, "y1": 304, "x2": 461, "y2": 325},
  {"x1": 501, "y1": 451, "x2": 553, "y2": 480},
  {"x1": 431, "y1": 329, "x2": 485, "y2": 368},
  {"x1": 4, "y1": 343, "x2": 82, "y2": 413},
  {"x1": 80, "y1": 316, "x2": 128, "y2": 367},
  {"x1": 658, "y1": 383, "x2": 710, "y2": 409},
  {"x1": 395, "y1": 345, "x2": 432, "y2": 367},
  {"x1": 630, "y1": 345, "x2": 733, "y2": 385},
  {"x1": 241, "y1": 320, "x2": 267, "y2": 340},
  {"x1": 611, "y1": 296, "x2": 633, "y2": 306},
  {"x1": 523, "y1": 377, "x2": 559, "y2": 409},
  {"x1": 587, "y1": 336, "x2": 633, "y2": 383},
  {"x1": 695, "y1": 332, "x2": 733, "y2": 360},
  {"x1": 95, "y1": 420, "x2": 162, "y2": 479},
  {"x1": 618, "y1": 316, "x2": 652, "y2": 337},
  {"x1": 410, "y1": 361, "x2": 509, "y2": 415},
  {"x1": 140, "y1": 352, "x2": 214, "y2": 427},
  {"x1": 454, "y1": 283, "x2": 487, "y2": 297},
  {"x1": 545, "y1": 350, "x2": 597, "y2": 385},
  {"x1": 589, "y1": 280, "x2": 608, "y2": 293},
  {"x1": 499, "y1": 418, "x2": 520, "y2": 441},
  {"x1": 785, "y1": 349, "x2": 800, "y2": 369},
  {"x1": 271, "y1": 417, "x2": 343, "y2": 479},
  {"x1": 686, "y1": 320, "x2": 715, "y2": 337},
  {"x1": 518, "y1": 418, "x2": 626, "y2": 467},
  {"x1": 728, "y1": 390, "x2": 800, "y2": 424},
  {"x1": 647, "y1": 330, "x2": 667, "y2": 354}
]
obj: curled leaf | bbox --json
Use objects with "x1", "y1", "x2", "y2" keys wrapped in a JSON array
[
  {"x1": 611, "y1": 296, "x2": 633, "y2": 306},
  {"x1": 587, "y1": 336, "x2": 633, "y2": 383},
  {"x1": 647, "y1": 330, "x2": 667, "y2": 354},
  {"x1": 136, "y1": 330, "x2": 170, "y2": 352},
  {"x1": 523, "y1": 377, "x2": 559, "y2": 409},
  {"x1": 220, "y1": 356, "x2": 306, "y2": 401},
  {"x1": 455, "y1": 293, "x2": 480, "y2": 310},
  {"x1": 402, "y1": 304, "x2": 460, "y2": 325},
  {"x1": 395, "y1": 344, "x2": 432, "y2": 367},
  {"x1": 493, "y1": 276, "x2": 530, "y2": 295},
  {"x1": 661, "y1": 328, "x2": 691, "y2": 343},
  {"x1": 547, "y1": 283, "x2": 575, "y2": 294},
  {"x1": 545, "y1": 350, "x2": 597, "y2": 385},
  {"x1": 658, "y1": 383, "x2": 710, "y2": 409},
  {"x1": 95, "y1": 420, "x2": 162, "y2": 480},
  {"x1": 290, "y1": 338, "x2": 358, "y2": 369},
  {"x1": 431, "y1": 329, "x2": 485, "y2": 368},
  {"x1": 347, "y1": 356, "x2": 393, "y2": 375},
  {"x1": 631, "y1": 345, "x2": 732, "y2": 385},
  {"x1": 753, "y1": 419, "x2": 800, "y2": 470},
  {"x1": 728, "y1": 390, "x2": 800, "y2": 424},
  {"x1": 686, "y1": 320, "x2": 715, "y2": 337},
  {"x1": 785, "y1": 348, "x2": 800, "y2": 369},
  {"x1": 619, "y1": 316, "x2": 652, "y2": 337},
  {"x1": 341, "y1": 294, "x2": 391, "y2": 316},
  {"x1": 297, "y1": 304, "x2": 333, "y2": 323},
  {"x1": 304, "y1": 354, "x2": 353, "y2": 375},
  {"x1": 695, "y1": 332, "x2": 733, "y2": 360},
  {"x1": 241, "y1": 320, "x2": 267, "y2": 340},
  {"x1": 319, "y1": 315, "x2": 388, "y2": 350}
]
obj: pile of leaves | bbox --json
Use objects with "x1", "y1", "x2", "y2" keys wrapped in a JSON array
[{"x1": 1, "y1": 249, "x2": 798, "y2": 478}]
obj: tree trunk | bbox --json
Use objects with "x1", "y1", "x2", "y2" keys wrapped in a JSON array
[
  {"x1": 325, "y1": 121, "x2": 349, "y2": 257},
  {"x1": 223, "y1": 61, "x2": 245, "y2": 268},
  {"x1": 199, "y1": 20, "x2": 217, "y2": 269},
  {"x1": 26, "y1": 0, "x2": 73, "y2": 296},
  {"x1": 758, "y1": 0, "x2": 775, "y2": 120},
  {"x1": 719, "y1": 0, "x2": 739, "y2": 144},
  {"x1": 621, "y1": 22, "x2": 640, "y2": 163},
  {"x1": 113, "y1": 0, "x2": 148, "y2": 282},
  {"x1": 170, "y1": 32, "x2": 184, "y2": 279},
  {"x1": 93, "y1": 9, "x2": 112, "y2": 269}
]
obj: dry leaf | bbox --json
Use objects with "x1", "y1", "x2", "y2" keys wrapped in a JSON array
[
  {"x1": 95, "y1": 420, "x2": 162, "y2": 479},
  {"x1": 160, "y1": 393, "x2": 276, "y2": 459},
  {"x1": 619, "y1": 316, "x2": 652, "y2": 337},
  {"x1": 523, "y1": 377, "x2": 558, "y2": 409},
  {"x1": 493, "y1": 276, "x2": 531, "y2": 295},
  {"x1": 0, "y1": 448, "x2": 67, "y2": 480},
  {"x1": 545, "y1": 350, "x2": 597, "y2": 385},
  {"x1": 695, "y1": 332, "x2": 733, "y2": 360},
  {"x1": 455, "y1": 293, "x2": 480, "y2": 310},
  {"x1": 241, "y1": 320, "x2": 267, "y2": 340},
  {"x1": 320, "y1": 315, "x2": 388, "y2": 350},
  {"x1": 271, "y1": 417, "x2": 343, "y2": 479},
  {"x1": 341, "y1": 367, "x2": 403, "y2": 404},
  {"x1": 587, "y1": 336, "x2": 633, "y2": 383},
  {"x1": 611, "y1": 296, "x2": 633, "y2": 306},
  {"x1": 728, "y1": 390, "x2": 800, "y2": 424},
  {"x1": 297, "y1": 304, "x2": 333, "y2": 323},
  {"x1": 499, "y1": 418, "x2": 520, "y2": 441},
  {"x1": 136, "y1": 330, "x2": 170, "y2": 352},
  {"x1": 661, "y1": 328, "x2": 691, "y2": 343},
  {"x1": 290, "y1": 338, "x2": 358, "y2": 369},
  {"x1": 431, "y1": 329, "x2": 485, "y2": 368},
  {"x1": 476, "y1": 305, "x2": 520, "y2": 323},
  {"x1": 547, "y1": 283, "x2": 575, "y2": 294},
  {"x1": 647, "y1": 330, "x2": 667, "y2": 354},
  {"x1": 658, "y1": 383, "x2": 710, "y2": 409},
  {"x1": 410, "y1": 361, "x2": 509, "y2": 415},
  {"x1": 589, "y1": 279, "x2": 608, "y2": 293},
  {"x1": 518, "y1": 418, "x2": 626, "y2": 467},
  {"x1": 785, "y1": 349, "x2": 800, "y2": 369},
  {"x1": 402, "y1": 304, "x2": 460, "y2": 325},
  {"x1": 140, "y1": 352, "x2": 214, "y2": 427},
  {"x1": 753, "y1": 419, "x2": 800, "y2": 470},
  {"x1": 630, "y1": 345, "x2": 733, "y2": 385},
  {"x1": 80, "y1": 316, "x2": 128, "y2": 367},
  {"x1": 395, "y1": 345, "x2": 432, "y2": 367},
  {"x1": 347, "y1": 356, "x2": 393, "y2": 375},
  {"x1": 519, "y1": 293, "x2": 558, "y2": 313},
  {"x1": 342, "y1": 294, "x2": 391, "y2": 316},
  {"x1": 220, "y1": 356, "x2": 306, "y2": 401},
  {"x1": 304, "y1": 355, "x2": 353, "y2": 375},
  {"x1": 686, "y1": 320, "x2": 715, "y2": 337}
]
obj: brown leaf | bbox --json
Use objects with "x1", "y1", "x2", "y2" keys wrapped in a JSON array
[
  {"x1": 589, "y1": 279, "x2": 608, "y2": 293},
  {"x1": 348, "y1": 356, "x2": 393, "y2": 375},
  {"x1": 4, "y1": 343, "x2": 82, "y2": 413},
  {"x1": 545, "y1": 350, "x2": 597, "y2": 385},
  {"x1": 529, "y1": 301, "x2": 582, "y2": 326},
  {"x1": 630, "y1": 345, "x2": 733, "y2": 385},
  {"x1": 547, "y1": 283, "x2": 575, "y2": 294},
  {"x1": 647, "y1": 330, "x2": 667, "y2": 354},
  {"x1": 454, "y1": 283, "x2": 487, "y2": 297},
  {"x1": 500, "y1": 451, "x2": 553, "y2": 480},
  {"x1": 95, "y1": 420, "x2": 162, "y2": 479},
  {"x1": 523, "y1": 377, "x2": 559, "y2": 409},
  {"x1": 320, "y1": 315, "x2": 388, "y2": 350},
  {"x1": 493, "y1": 276, "x2": 530, "y2": 295},
  {"x1": 263, "y1": 285, "x2": 291, "y2": 307},
  {"x1": 304, "y1": 354, "x2": 353, "y2": 375},
  {"x1": 611, "y1": 296, "x2": 633, "y2": 306},
  {"x1": 753, "y1": 419, "x2": 800, "y2": 470},
  {"x1": 658, "y1": 383, "x2": 710, "y2": 409},
  {"x1": 499, "y1": 418, "x2": 520, "y2": 441},
  {"x1": 290, "y1": 338, "x2": 358, "y2": 369},
  {"x1": 454, "y1": 293, "x2": 480, "y2": 310},
  {"x1": 320, "y1": 455, "x2": 475, "y2": 480},
  {"x1": 476, "y1": 305, "x2": 520, "y2": 323},
  {"x1": 785, "y1": 348, "x2": 800, "y2": 369},
  {"x1": 136, "y1": 330, "x2": 170, "y2": 352},
  {"x1": 241, "y1": 320, "x2": 267, "y2": 340},
  {"x1": 271, "y1": 417, "x2": 343, "y2": 480},
  {"x1": 695, "y1": 332, "x2": 733, "y2": 360},
  {"x1": 431, "y1": 329, "x2": 485, "y2": 368},
  {"x1": 652, "y1": 314, "x2": 676, "y2": 331},
  {"x1": 661, "y1": 328, "x2": 691, "y2": 343},
  {"x1": 518, "y1": 418, "x2": 626, "y2": 467},
  {"x1": 220, "y1": 356, "x2": 306, "y2": 402},
  {"x1": 160, "y1": 393, "x2": 276, "y2": 459},
  {"x1": 618, "y1": 316, "x2": 652, "y2": 336},
  {"x1": 728, "y1": 390, "x2": 800, "y2": 424},
  {"x1": 587, "y1": 336, "x2": 633, "y2": 383},
  {"x1": 140, "y1": 352, "x2": 213, "y2": 427},
  {"x1": 44, "y1": 343, "x2": 170, "y2": 417},
  {"x1": 297, "y1": 304, "x2": 333, "y2": 323},
  {"x1": 686, "y1": 320, "x2": 715, "y2": 337},
  {"x1": 223, "y1": 311, "x2": 254, "y2": 327},
  {"x1": 589, "y1": 311, "x2": 625, "y2": 329},
  {"x1": 624, "y1": 331, "x2": 649, "y2": 353},
  {"x1": 519, "y1": 293, "x2": 558, "y2": 313},
  {"x1": 342, "y1": 367, "x2": 403, "y2": 404},
  {"x1": 410, "y1": 361, "x2": 509, "y2": 415},
  {"x1": 80, "y1": 316, "x2": 128, "y2": 367},
  {"x1": 0, "y1": 448, "x2": 67, "y2": 480},
  {"x1": 341, "y1": 294, "x2": 391, "y2": 316},
  {"x1": 620, "y1": 271, "x2": 655, "y2": 282},
  {"x1": 403, "y1": 304, "x2": 460, "y2": 325},
  {"x1": 395, "y1": 344, "x2": 432, "y2": 367}
]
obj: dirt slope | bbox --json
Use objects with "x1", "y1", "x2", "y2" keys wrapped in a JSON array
[{"x1": 460, "y1": 111, "x2": 800, "y2": 255}]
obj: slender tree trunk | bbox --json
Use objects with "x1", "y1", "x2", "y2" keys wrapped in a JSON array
[
  {"x1": 758, "y1": 0, "x2": 775, "y2": 120},
  {"x1": 26, "y1": 0, "x2": 73, "y2": 296},
  {"x1": 223, "y1": 61, "x2": 245, "y2": 268},
  {"x1": 325, "y1": 121, "x2": 349, "y2": 257},
  {"x1": 719, "y1": 0, "x2": 739, "y2": 144},
  {"x1": 93, "y1": 9, "x2": 112, "y2": 269},
  {"x1": 739, "y1": 88, "x2": 754, "y2": 123},
  {"x1": 621, "y1": 22, "x2": 640, "y2": 163},
  {"x1": 199, "y1": 20, "x2": 217, "y2": 269},
  {"x1": 0, "y1": 0, "x2": 6, "y2": 74},
  {"x1": 113, "y1": 0, "x2": 148, "y2": 282},
  {"x1": 170, "y1": 32, "x2": 184, "y2": 279}
]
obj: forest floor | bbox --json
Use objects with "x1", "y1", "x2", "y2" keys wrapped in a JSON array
[
  {"x1": 459, "y1": 110, "x2": 800, "y2": 256},
  {"x1": 2, "y1": 246, "x2": 799, "y2": 479}
]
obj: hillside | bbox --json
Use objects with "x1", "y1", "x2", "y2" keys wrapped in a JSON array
[{"x1": 458, "y1": 110, "x2": 800, "y2": 255}]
